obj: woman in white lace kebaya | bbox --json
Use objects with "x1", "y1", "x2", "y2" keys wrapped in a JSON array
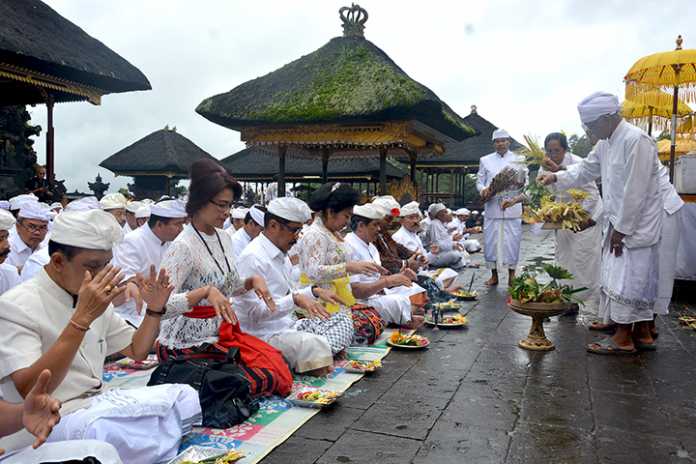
[
  {"x1": 297, "y1": 183, "x2": 386, "y2": 312},
  {"x1": 157, "y1": 159, "x2": 274, "y2": 358}
]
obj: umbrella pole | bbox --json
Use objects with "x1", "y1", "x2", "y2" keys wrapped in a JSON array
[
  {"x1": 648, "y1": 107, "x2": 653, "y2": 136},
  {"x1": 278, "y1": 145, "x2": 287, "y2": 196},
  {"x1": 669, "y1": 86, "x2": 679, "y2": 182}
]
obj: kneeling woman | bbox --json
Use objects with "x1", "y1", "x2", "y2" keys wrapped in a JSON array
[{"x1": 157, "y1": 160, "x2": 280, "y2": 392}]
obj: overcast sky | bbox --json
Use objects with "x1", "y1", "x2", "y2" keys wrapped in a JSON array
[{"x1": 30, "y1": 0, "x2": 695, "y2": 193}]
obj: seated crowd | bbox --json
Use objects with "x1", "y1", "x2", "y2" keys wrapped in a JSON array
[{"x1": 0, "y1": 159, "x2": 479, "y2": 463}]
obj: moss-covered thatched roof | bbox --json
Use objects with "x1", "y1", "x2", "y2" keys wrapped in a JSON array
[
  {"x1": 221, "y1": 146, "x2": 407, "y2": 181},
  {"x1": 0, "y1": 0, "x2": 150, "y2": 105},
  {"x1": 100, "y1": 128, "x2": 216, "y2": 177},
  {"x1": 196, "y1": 35, "x2": 472, "y2": 142}
]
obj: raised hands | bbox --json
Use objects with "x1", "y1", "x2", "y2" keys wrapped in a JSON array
[
  {"x1": 73, "y1": 265, "x2": 126, "y2": 329},
  {"x1": 136, "y1": 265, "x2": 174, "y2": 312},
  {"x1": 23, "y1": 369, "x2": 61, "y2": 449}
]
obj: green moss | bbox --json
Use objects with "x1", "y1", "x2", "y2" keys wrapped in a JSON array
[{"x1": 247, "y1": 41, "x2": 428, "y2": 123}]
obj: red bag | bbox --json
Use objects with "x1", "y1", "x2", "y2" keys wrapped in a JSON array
[{"x1": 185, "y1": 306, "x2": 294, "y2": 397}]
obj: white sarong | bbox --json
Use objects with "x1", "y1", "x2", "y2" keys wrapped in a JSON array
[
  {"x1": 267, "y1": 331, "x2": 333, "y2": 373},
  {"x1": 0, "y1": 440, "x2": 122, "y2": 464},
  {"x1": 555, "y1": 224, "x2": 601, "y2": 314},
  {"x1": 655, "y1": 210, "x2": 681, "y2": 315},
  {"x1": 484, "y1": 218, "x2": 522, "y2": 269},
  {"x1": 47, "y1": 384, "x2": 201, "y2": 464},
  {"x1": 599, "y1": 234, "x2": 659, "y2": 325},
  {"x1": 367, "y1": 293, "x2": 412, "y2": 325}
]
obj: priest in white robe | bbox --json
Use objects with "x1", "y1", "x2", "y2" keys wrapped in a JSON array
[
  {"x1": 392, "y1": 201, "x2": 459, "y2": 289},
  {"x1": 0, "y1": 209, "x2": 20, "y2": 295},
  {"x1": 99, "y1": 193, "x2": 128, "y2": 228},
  {"x1": 228, "y1": 205, "x2": 265, "y2": 259},
  {"x1": 236, "y1": 197, "x2": 354, "y2": 376},
  {"x1": 476, "y1": 128, "x2": 528, "y2": 286},
  {"x1": 539, "y1": 92, "x2": 663, "y2": 354},
  {"x1": 111, "y1": 200, "x2": 188, "y2": 326},
  {"x1": 0, "y1": 209, "x2": 200, "y2": 462},
  {"x1": 538, "y1": 132, "x2": 603, "y2": 315},
  {"x1": 345, "y1": 204, "x2": 423, "y2": 328}
]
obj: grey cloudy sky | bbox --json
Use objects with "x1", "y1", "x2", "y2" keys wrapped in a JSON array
[{"x1": 30, "y1": 0, "x2": 695, "y2": 193}]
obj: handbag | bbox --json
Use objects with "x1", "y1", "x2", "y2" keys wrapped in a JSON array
[
  {"x1": 147, "y1": 347, "x2": 258, "y2": 428},
  {"x1": 350, "y1": 304, "x2": 384, "y2": 346}
]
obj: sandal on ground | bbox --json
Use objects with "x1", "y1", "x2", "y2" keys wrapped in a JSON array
[
  {"x1": 633, "y1": 339, "x2": 657, "y2": 351},
  {"x1": 485, "y1": 277, "x2": 499, "y2": 287},
  {"x1": 587, "y1": 338, "x2": 637, "y2": 355}
]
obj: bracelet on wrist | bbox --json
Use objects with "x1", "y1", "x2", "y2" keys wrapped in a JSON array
[
  {"x1": 69, "y1": 319, "x2": 90, "y2": 332},
  {"x1": 145, "y1": 307, "x2": 166, "y2": 318}
]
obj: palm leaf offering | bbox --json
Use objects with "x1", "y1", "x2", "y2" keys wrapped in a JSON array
[
  {"x1": 524, "y1": 180, "x2": 552, "y2": 209},
  {"x1": 517, "y1": 135, "x2": 546, "y2": 166},
  {"x1": 522, "y1": 197, "x2": 591, "y2": 232},
  {"x1": 509, "y1": 265, "x2": 586, "y2": 305}
]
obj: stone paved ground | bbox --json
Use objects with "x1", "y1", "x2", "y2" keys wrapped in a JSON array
[{"x1": 261, "y1": 227, "x2": 696, "y2": 464}]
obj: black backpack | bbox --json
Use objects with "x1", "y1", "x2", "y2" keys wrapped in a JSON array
[{"x1": 148, "y1": 348, "x2": 259, "y2": 428}]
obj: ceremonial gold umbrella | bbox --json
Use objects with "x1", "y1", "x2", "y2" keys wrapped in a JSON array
[
  {"x1": 625, "y1": 35, "x2": 696, "y2": 180},
  {"x1": 622, "y1": 89, "x2": 692, "y2": 135}
]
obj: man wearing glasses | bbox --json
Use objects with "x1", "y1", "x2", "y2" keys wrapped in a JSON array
[{"x1": 6, "y1": 202, "x2": 51, "y2": 274}]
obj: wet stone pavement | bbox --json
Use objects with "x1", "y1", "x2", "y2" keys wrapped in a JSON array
[{"x1": 261, "y1": 227, "x2": 696, "y2": 464}]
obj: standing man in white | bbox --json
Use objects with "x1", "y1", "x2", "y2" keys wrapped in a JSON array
[{"x1": 476, "y1": 129, "x2": 528, "y2": 286}]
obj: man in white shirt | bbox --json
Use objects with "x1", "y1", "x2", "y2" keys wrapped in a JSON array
[
  {"x1": 236, "y1": 197, "x2": 354, "y2": 376},
  {"x1": 0, "y1": 209, "x2": 20, "y2": 295},
  {"x1": 111, "y1": 200, "x2": 188, "y2": 326},
  {"x1": 229, "y1": 206, "x2": 249, "y2": 231},
  {"x1": 228, "y1": 205, "x2": 265, "y2": 259},
  {"x1": 99, "y1": 193, "x2": 128, "y2": 228},
  {"x1": 477, "y1": 129, "x2": 528, "y2": 286},
  {"x1": 345, "y1": 204, "x2": 423, "y2": 329},
  {"x1": 453, "y1": 208, "x2": 482, "y2": 252},
  {"x1": 539, "y1": 92, "x2": 663, "y2": 355},
  {"x1": 423, "y1": 203, "x2": 469, "y2": 269},
  {"x1": 0, "y1": 209, "x2": 200, "y2": 462},
  {"x1": 537, "y1": 132, "x2": 603, "y2": 315},
  {"x1": 392, "y1": 201, "x2": 459, "y2": 289},
  {"x1": 7, "y1": 202, "x2": 51, "y2": 274},
  {"x1": 123, "y1": 201, "x2": 144, "y2": 234}
]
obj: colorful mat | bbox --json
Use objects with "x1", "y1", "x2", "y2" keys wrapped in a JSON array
[{"x1": 103, "y1": 329, "x2": 405, "y2": 464}]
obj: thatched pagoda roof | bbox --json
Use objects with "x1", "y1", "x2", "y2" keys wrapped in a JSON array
[
  {"x1": 100, "y1": 127, "x2": 216, "y2": 178},
  {"x1": 196, "y1": 6, "x2": 472, "y2": 146},
  {"x1": 0, "y1": 0, "x2": 151, "y2": 105},
  {"x1": 222, "y1": 146, "x2": 407, "y2": 182},
  {"x1": 415, "y1": 106, "x2": 524, "y2": 170}
]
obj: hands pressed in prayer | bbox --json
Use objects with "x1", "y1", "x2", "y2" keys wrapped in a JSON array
[
  {"x1": 23, "y1": 369, "x2": 62, "y2": 449},
  {"x1": 73, "y1": 265, "x2": 126, "y2": 329},
  {"x1": 537, "y1": 173, "x2": 557, "y2": 185},
  {"x1": 294, "y1": 293, "x2": 330, "y2": 320},
  {"x1": 500, "y1": 198, "x2": 516, "y2": 210},
  {"x1": 207, "y1": 286, "x2": 238, "y2": 324},
  {"x1": 430, "y1": 244, "x2": 440, "y2": 255},
  {"x1": 248, "y1": 275, "x2": 277, "y2": 313},
  {"x1": 347, "y1": 260, "x2": 388, "y2": 276},
  {"x1": 480, "y1": 187, "x2": 492, "y2": 202},
  {"x1": 136, "y1": 265, "x2": 174, "y2": 313},
  {"x1": 610, "y1": 229, "x2": 625, "y2": 257},
  {"x1": 312, "y1": 287, "x2": 349, "y2": 308}
]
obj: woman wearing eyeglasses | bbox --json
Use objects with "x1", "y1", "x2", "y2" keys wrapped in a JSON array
[
  {"x1": 538, "y1": 132, "x2": 603, "y2": 316},
  {"x1": 156, "y1": 160, "x2": 279, "y2": 383}
]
